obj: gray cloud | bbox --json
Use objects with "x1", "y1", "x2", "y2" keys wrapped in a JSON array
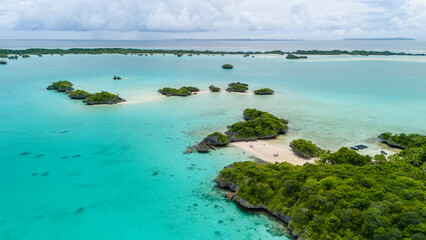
[{"x1": 0, "y1": 0, "x2": 424, "y2": 39}]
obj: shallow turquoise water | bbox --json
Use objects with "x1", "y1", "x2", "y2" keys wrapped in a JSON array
[{"x1": 0, "y1": 54, "x2": 425, "y2": 239}]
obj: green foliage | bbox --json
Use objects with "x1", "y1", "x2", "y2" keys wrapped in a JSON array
[
  {"x1": 0, "y1": 60, "x2": 7, "y2": 65},
  {"x1": 47, "y1": 80, "x2": 74, "y2": 92},
  {"x1": 286, "y1": 54, "x2": 307, "y2": 59},
  {"x1": 243, "y1": 109, "x2": 288, "y2": 123},
  {"x1": 21, "y1": 54, "x2": 30, "y2": 58},
  {"x1": 253, "y1": 88, "x2": 274, "y2": 95},
  {"x1": 68, "y1": 90, "x2": 92, "y2": 99},
  {"x1": 8, "y1": 55, "x2": 18, "y2": 59},
  {"x1": 216, "y1": 160, "x2": 425, "y2": 239},
  {"x1": 226, "y1": 109, "x2": 288, "y2": 140},
  {"x1": 378, "y1": 132, "x2": 426, "y2": 168},
  {"x1": 320, "y1": 147, "x2": 372, "y2": 166},
  {"x1": 373, "y1": 154, "x2": 387, "y2": 163},
  {"x1": 222, "y1": 64, "x2": 233, "y2": 69},
  {"x1": 226, "y1": 83, "x2": 249, "y2": 92},
  {"x1": 290, "y1": 139, "x2": 323, "y2": 159},
  {"x1": 84, "y1": 91, "x2": 123, "y2": 104},
  {"x1": 182, "y1": 86, "x2": 199, "y2": 92},
  {"x1": 209, "y1": 85, "x2": 221, "y2": 92},
  {"x1": 0, "y1": 54, "x2": 7, "y2": 58},
  {"x1": 378, "y1": 132, "x2": 426, "y2": 149},
  {"x1": 158, "y1": 87, "x2": 192, "y2": 96},
  {"x1": 207, "y1": 132, "x2": 229, "y2": 145}
]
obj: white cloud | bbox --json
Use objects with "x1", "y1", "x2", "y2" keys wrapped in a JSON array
[
  {"x1": 0, "y1": 0, "x2": 424, "y2": 39},
  {"x1": 391, "y1": 0, "x2": 426, "y2": 29}
]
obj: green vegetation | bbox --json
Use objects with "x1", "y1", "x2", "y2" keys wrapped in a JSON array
[
  {"x1": 378, "y1": 132, "x2": 426, "y2": 149},
  {"x1": 290, "y1": 139, "x2": 323, "y2": 159},
  {"x1": 209, "y1": 85, "x2": 221, "y2": 92},
  {"x1": 183, "y1": 86, "x2": 199, "y2": 92},
  {"x1": 158, "y1": 87, "x2": 193, "y2": 96},
  {"x1": 226, "y1": 109, "x2": 288, "y2": 141},
  {"x1": 215, "y1": 131, "x2": 426, "y2": 239},
  {"x1": 215, "y1": 158, "x2": 425, "y2": 240},
  {"x1": 0, "y1": 61, "x2": 7, "y2": 65},
  {"x1": 0, "y1": 54, "x2": 7, "y2": 58},
  {"x1": 380, "y1": 133, "x2": 426, "y2": 167},
  {"x1": 286, "y1": 54, "x2": 308, "y2": 59},
  {"x1": 8, "y1": 55, "x2": 18, "y2": 59},
  {"x1": 206, "y1": 132, "x2": 230, "y2": 146},
  {"x1": 319, "y1": 147, "x2": 372, "y2": 166},
  {"x1": 68, "y1": 90, "x2": 92, "y2": 99},
  {"x1": 194, "y1": 109, "x2": 288, "y2": 152},
  {"x1": 222, "y1": 64, "x2": 234, "y2": 69},
  {"x1": 46, "y1": 80, "x2": 74, "y2": 92},
  {"x1": 21, "y1": 54, "x2": 30, "y2": 58},
  {"x1": 226, "y1": 82, "x2": 249, "y2": 92},
  {"x1": 253, "y1": 88, "x2": 274, "y2": 95},
  {"x1": 83, "y1": 91, "x2": 125, "y2": 105},
  {"x1": 0, "y1": 48, "x2": 423, "y2": 57}
]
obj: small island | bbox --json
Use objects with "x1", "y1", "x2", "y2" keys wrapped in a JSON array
[
  {"x1": 158, "y1": 86, "x2": 199, "y2": 97},
  {"x1": 22, "y1": 55, "x2": 30, "y2": 58},
  {"x1": 209, "y1": 85, "x2": 221, "y2": 92},
  {"x1": 286, "y1": 54, "x2": 308, "y2": 59},
  {"x1": 289, "y1": 139, "x2": 323, "y2": 159},
  {"x1": 8, "y1": 55, "x2": 18, "y2": 59},
  {"x1": 222, "y1": 64, "x2": 233, "y2": 69},
  {"x1": 83, "y1": 91, "x2": 125, "y2": 105},
  {"x1": 113, "y1": 76, "x2": 122, "y2": 80},
  {"x1": 226, "y1": 82, "x2": 249, "y2": 92},
  {"x1": 253, "y1": 88, "x2": 274, "y2": 95},
  {"x1": 68, "y1": 90, "x2": 92, "y2": 99},
  {"x1": 194, "y1": 109, "x2": 288, "y2": 152},
  {"x1": 195, "y1": 132, "x2": 230, "y2": 152},
  {"x1": 0, "y1": 61, "x2": 7, "y2": 65},
  {"x1": 46, "y1": 80, "x2": 74, "y2": 92}
]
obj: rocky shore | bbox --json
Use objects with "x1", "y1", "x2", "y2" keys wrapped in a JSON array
[
  {"x1": 193, "y1": 109, "x2": 288, "y2": 153},
  {"x1": 214, "y1": 175, "x2": 302, "y2": 239}
]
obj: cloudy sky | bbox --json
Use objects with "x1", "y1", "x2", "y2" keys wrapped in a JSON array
[{"x1": 0, "y1": 0, "x2": 425, "y2": 40}]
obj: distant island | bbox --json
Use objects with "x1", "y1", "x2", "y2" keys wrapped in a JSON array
[
  {"x1": 286, "y1": 54, "x2": 308, "y2": 59},
  {"x1": 83, "y1": 91, "x2": 125, "y2": 105},
  {"x1": 0, "y1": 48, "x2": 424, "y2": 56},
  {"x1": 47, "y1": 81, "x2": 125, "y2": 105},
  {"x1": 344, "y1": 38, "x2": 415, "y2": 41},
  {"x1": 226, "y1": 82, "x2": 249, "y2": 93},
  {"x1": 47, "y1": 80, "x2": 74, "y2": 92},
  {"x1": 209, "y1": 85, "x2": 221, "y2": 92},
  {"x1": 253, "y1": 88, "x2": 274, "y2": 95},
  {"x1": 158, "y1": 86, "x2": 199, "y2": 96},
  {"x1": 222, "y1": 64, "x2": 233, "y2": 69}
]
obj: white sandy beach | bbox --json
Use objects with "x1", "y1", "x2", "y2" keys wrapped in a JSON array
[{"x1": 230, "y1": 140, "x2": 311, "y2": 165}]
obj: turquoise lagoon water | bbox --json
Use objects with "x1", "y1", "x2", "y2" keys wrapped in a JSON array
[{"x1": 1, "y1": 54, "x2": 426, "y2": 239}]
